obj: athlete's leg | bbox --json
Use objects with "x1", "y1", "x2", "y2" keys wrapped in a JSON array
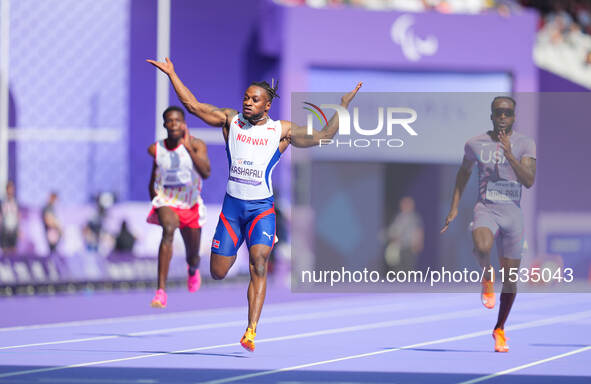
[
  {"x1": 495, "y1": 255, "x2": 520, "y2": 330},
  {"x1": 240, "y1": 204, "x2": 275, "y2": 351},
  {"x1": 209, "y1": 214, "x2": 242, "y2": 280},
  {"x1": 210, "y1": 253, "x2": 237, "y2": 280},
  {"x1": 156, "y1": 206, "x2": 180, "y2": 290},
  {"x1": 180, "y1": 227, "x2": 201, "y2": 270},
  {"x1": 495, "y1": 206, "x2": 524, "y2": 329},
  {"x1": 491, "y1": 255, "x2": 519, "y2": 352},
  {"x1": 473, "y1": 225, "x2": 496, "y2": 309},
  {"x1": 239, "y1": 243, "x2": 272, "y2": 352},
  {"x1": 472, "y1": 227, "x2": 495, "y2": 280},
  {"x1": 180, "y1": 227, "x2": 202, "y2": 292},
  {"x1": 491, "y1": 206, "x2": 524, "y2": 352},
  {"x1": 472, "y1": 202, "x2": 500, "y2": 308},
  {"x1": 210, "y1": 195, "x2": 243, "y2": 280},
  {"x1": 247, "y1": 243, "x2": 272, "y2": 331}
]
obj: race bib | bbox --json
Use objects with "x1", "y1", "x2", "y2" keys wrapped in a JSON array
[
  {"x1": 163, "y1": 169, "x2": 191, "y2": 187},
  {"x1": 229, "y1": 161, "x2": 263, "y2": 186},
  {"x1": 485, "y1": 180, "x2": 521, "y2": 202}
]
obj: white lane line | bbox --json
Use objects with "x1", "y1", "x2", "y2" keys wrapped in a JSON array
[
  {"x1": 199, "y1": 310, "x2": 591, "y2": 384},
  {"x1": 38, "y1": 379, "x2": 158, "y2": 384},
  {"x1": 456, "y1": 346, "x2": 591, "y2": 384},
  {"x1": 0, "y1": 293, "x2": 457, "y2": 332},
  {"x1": 0, "y1": 304, "x2": 518, "y2": 379},
  {"x1": 0, "y1": 293, "x2": 574, "y2": 351},
  {"x1": 0, "y1": 295, "x2": 469, "y2": 350},
  {"x1": 1, "y1": 304, "x2": 589, "y2": 380}
]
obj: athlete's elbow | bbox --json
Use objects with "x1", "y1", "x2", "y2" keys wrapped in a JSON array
[{"x1": 184, "y1": 103, "x2": 199, "y2": 117}]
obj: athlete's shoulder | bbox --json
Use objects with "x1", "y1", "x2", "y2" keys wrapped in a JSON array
[
  {"x1": 465, "y1": 132, "x2": 491, "y2": 152},
  {"x1": 230, "y1": 113, "x2": 242, "y2": 124},
  {"x1": 513, "y1": 131, "x2": 536, "y2": 159},
  {"x1": 188, "y1": 136, "x2": 207, "y2": 152},
  {"x1": 466, "y1": 132, "x2": 492, "y2": 145},
  {"x1": 267, "y1": 116, "x2": 282, "y2": 129},
  {"x1": 513, "y1": 131, "x2": 535, "y2": 143},
  {"x1": 148, "y1": 142, "x2": 156, "y2": 157}
]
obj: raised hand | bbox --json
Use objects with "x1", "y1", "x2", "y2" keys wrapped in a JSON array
[
  {"x1": 182, "y1": 123, "x2": 194, "y2": 153},
  {"x1": 146, "y1": 57, "x2": 175, "y2": 76},
  {"x1": 341, "y1": 81, "x2": 363, "y2": 108}
]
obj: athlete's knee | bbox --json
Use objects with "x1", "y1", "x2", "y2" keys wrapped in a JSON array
[
  {"x1": 254, "y1": 261, "x2": 266, "y2": 277},
  {"x1": 250, "y1": 254, "x2": 268, "y2": 278},
  {"x1": 210, "y1": 264, "x2": 228, "y2": 280},
  {"x1": 162, "y1": 224, "x2": 176, "y2": 242},
  {"x1": 474, "y1": 237, "x2": 493, "y2": 255}
]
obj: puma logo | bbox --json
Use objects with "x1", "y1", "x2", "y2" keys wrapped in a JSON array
[{"x1": 262, "y1": 231, "x2": 273, "y2": 240}]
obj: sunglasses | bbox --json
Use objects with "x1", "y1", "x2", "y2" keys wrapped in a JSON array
[{"x1": 493, "y1": 108, "x2": 514, "y2": 118}]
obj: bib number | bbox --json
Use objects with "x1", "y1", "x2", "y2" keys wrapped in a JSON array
[
  {"x1": 163, "y1": 169, "x2": 191, "y2": 187},
  {"x1": 486, "y1": 180, "x2": 521, "y2": 202}
]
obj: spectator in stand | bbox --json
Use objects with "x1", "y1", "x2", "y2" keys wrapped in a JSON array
[
  {"x1": 0, "y1": 181, "x2": 20, "y2": 254},
  {"x1": 114, "y1": 220, "x2": 136, "y2": 253},
  {"x1": 42, "y1": 191, "x2": 62, "y2": 254}
]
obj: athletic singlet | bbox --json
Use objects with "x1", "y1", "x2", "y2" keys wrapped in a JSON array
[
  {"x1": 463, "y1": 131, "x2": 536, "y2": 207},
  {"x1": 226, "y1": 113, "x2": 282, "y2": 200},
  {"x1": 152, "y1": 140, "x2": 203, "y2": 209}
]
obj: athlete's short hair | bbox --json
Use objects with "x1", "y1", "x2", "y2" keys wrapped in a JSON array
[
  {"x1": 163, "y1": 106, "x2": 185, "y2": 121},
  {"x1": 250, "y1": 79, "x2": 280, "y2": 103},
  {"x1": 491, "y1": 96, "x2": 516, "y2": 111}
]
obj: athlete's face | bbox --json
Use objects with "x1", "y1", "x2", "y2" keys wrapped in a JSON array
[
  {"x1": 163, "y1": 110, "x2": 186, "y2": 140},
  {"x1": 242, "y1": 86, "x2": 271, "y2": 121},
  {"x1": 491, "y1": 99, "x2": 515, "y2": 133},
  {"x1": 5, "y1": 182, "x2": 14, "y2": 198}
]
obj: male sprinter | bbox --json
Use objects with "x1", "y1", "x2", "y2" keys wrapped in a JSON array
[
  {"x1": 148, "y1": 57, "x2": 361, "y2": 351},
  {"x1": 147, "y1": 106, "x2": 211, "y2": 308},
  {"x1": 441, "y1": 97, "x2": 536, "y2": 352}
]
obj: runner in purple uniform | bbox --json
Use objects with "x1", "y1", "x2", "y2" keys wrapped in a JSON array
[{"x1": 441, "y1": 96, "x2": 536, "y2": 352}]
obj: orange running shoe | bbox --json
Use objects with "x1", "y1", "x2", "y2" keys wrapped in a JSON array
[
  {"x1": 150, "y1": 289, "x2": 167, "y2": 308},
  {"x1": 481, "y1": 279, "x2": 495, "y2": 309},
  {"x1": 240, "y1": 328, "x2": 256, "y2": 352},
  {"x1": 493, "y1": 328, "x2": 509, "y2": 352}
]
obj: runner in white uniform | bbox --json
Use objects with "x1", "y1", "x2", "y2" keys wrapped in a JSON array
[
  {"x1": 442, "y1": 97, "x2": 536, "y2": 352},
  {"x1": 147, "y1": 106, "x2": 210, "y2": 308},
  {"x1": 148, "y1": 56, "x2": 362, "y2": 351}
]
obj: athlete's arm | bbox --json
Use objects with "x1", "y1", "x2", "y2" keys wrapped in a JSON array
[
  {"x1": 183, "y1": 128, "x2": 211, "y2": 179},
  {"x1": 499, "y1": 130, "x2": 536, "y2": 188},
  {"x1": 282, "y1": 82, "x2": 363, "y2": 148},
  {"x1": 441, "y1": 158, "x2": 474, "y2": 233},
  {"x1": 146, "y1": 57, "x2": 237, "y2": 131},
  {"x1": 148, "y1": 144, "x2": 157, "y2": 200}
]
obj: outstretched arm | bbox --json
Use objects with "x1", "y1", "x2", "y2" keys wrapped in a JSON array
[
  {"x1": 441, "y1": 158, "x2": 473, "y2": 233},
  {"x1": 147, "y1": 57, "x2": 237, "y2": 129},
  {"x1": 283, "y1": 82, "x2": 363, "y2": 148}
]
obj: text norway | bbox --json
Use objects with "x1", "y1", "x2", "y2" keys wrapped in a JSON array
[{"x1": 237, "y1": 133, "x2": 268, "y2": 146}]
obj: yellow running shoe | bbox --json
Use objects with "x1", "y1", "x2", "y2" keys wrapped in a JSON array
[
  {"x1": 493, "y1": 328, "x2": 509, "y2": 352},
  {"x1": 240, "y1": 328, "x2": 256, "y2": 352},
  {"x1": 481, "y1": 279, "x2": 495, "y2": 309}
]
